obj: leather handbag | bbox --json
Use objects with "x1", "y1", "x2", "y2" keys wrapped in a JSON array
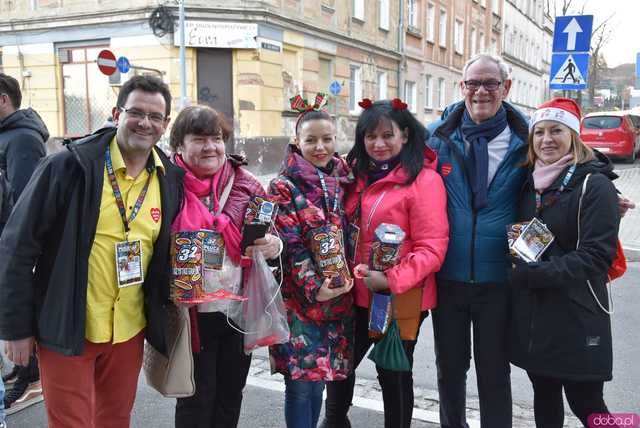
[{"x1": 143, "y1": 303, "x2": 195, "y2": 397}]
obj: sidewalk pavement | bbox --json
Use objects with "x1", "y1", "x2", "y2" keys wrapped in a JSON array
[{"x1": 614, "y1": 167, "x2": 640, "y2": 261}]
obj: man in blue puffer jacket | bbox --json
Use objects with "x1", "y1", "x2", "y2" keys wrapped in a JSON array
[{"x1": 425, "y1": 54, "x2": 529, "y2": 428}]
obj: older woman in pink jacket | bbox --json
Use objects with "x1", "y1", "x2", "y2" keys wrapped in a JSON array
[{"x1": 322, "y1": 99, "x2": 449, "y2": 428}]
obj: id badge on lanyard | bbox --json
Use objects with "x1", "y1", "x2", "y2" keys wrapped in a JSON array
[
  {"x1": 346, "y1": 222, "x2": 360, "y2": 265},
  {"x1": 115, "y1": 239, "x2": 144, "y2": 287},
  {"x1": 105, "y1": 145, "x2": 151, "y2": 288}
]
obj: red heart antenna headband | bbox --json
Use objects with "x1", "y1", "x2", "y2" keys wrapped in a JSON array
[
  {"x1": 358, "y1": 98, "x2": 408, "y2": 111},
  {"x1": 358, "y1": 98, "x2": 373, "y2": 109}
]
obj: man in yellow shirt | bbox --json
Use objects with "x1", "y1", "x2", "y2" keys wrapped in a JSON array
[{"x1": 0, "y1": 75, "x2": 184, "y2": 427}]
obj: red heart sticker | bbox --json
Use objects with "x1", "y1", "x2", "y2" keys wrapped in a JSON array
[
  {"x1": 150, "y1": 208, "x2": 161, "y2": 223},
  {"x1": 441, "y1": 163, "x2": 453, "y2": 176}
]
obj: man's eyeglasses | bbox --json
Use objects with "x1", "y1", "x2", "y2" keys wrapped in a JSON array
[
  {"x1": 463, "y1": 79, "x2": 502, "y2": 91},
  {"x1": 120, "y1": 107, "x2": 167, "y2": 125}
]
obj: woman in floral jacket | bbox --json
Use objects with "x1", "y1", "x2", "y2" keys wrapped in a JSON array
[{"x1": 269, "y1": 101, "x2": 354, "y2": 428}]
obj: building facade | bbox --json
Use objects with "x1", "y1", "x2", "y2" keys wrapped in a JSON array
[
  {"x1": 501, "y1": 0, "x2": 552, "y2": 117},
  {"x1": 0, "y1": 0, "x2": 552, "y2": 172},
  {"x1": 0, "y1": 0, "x2": 407, "y2": 167}
]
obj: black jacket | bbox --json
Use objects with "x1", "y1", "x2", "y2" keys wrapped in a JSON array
[
  {"x1": 0, "y1": 108, "x2": 48, "y2": 227},
  {"x1": 0, "y1": 127, "x2": 184, "y2": 356},
  {"x1": 509, "y1": 152, "x2": 619, "y2": 381}
]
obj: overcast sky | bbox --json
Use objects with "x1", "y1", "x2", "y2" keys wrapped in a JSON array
[{"x1": 563, "y1": 0, "x2": 640, "y2": 67}]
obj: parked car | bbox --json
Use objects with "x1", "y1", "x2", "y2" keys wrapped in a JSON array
[{"x1": 580, "y1": 111, "x2": 640, "y2": 163}]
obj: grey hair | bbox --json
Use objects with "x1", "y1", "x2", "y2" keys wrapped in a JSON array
[{"x1": 462, "y1": 53, "x2": 512, "y2": 81}]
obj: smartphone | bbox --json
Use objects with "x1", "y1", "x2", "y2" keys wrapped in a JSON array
[{"x1": 241, "y1": 223, "x2": 269, "y2": 253}]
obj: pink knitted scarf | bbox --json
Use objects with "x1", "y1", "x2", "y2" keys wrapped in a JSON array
[
  {"x1": 532, "y1": 154, "x2": 574, "y2": 193},
  {"x1": 172, "y1": 154, "x2": 242, "y2": 264}
]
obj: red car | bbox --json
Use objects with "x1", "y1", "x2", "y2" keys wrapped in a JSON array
[{"x1": 580, "y1": 111, "x2": 640, "y2": 163}]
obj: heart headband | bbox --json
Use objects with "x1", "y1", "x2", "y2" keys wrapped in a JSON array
[{"x1": 358, "y1": 98, "x2": 408, "y2": 111}]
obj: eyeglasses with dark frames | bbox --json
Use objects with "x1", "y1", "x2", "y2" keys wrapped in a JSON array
[
  {"x1": 463, "y1": 79, "x2": 503, "y2": 91},
  {"x1": 120, "y1": 107, "x2": 167, "y2": 125}
]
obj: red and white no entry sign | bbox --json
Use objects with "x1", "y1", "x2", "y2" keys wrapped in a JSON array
[{"x1": 97, "y1": 49, "x2": 117, "y2": 76}]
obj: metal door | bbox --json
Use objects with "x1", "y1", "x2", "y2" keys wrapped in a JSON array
[{"x1": 196, "y1": 48, "x2": 233, "y2": 127}]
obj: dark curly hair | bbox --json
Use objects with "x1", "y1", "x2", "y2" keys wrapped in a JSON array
[{"x1": 347, "y1": 100, "x2": 427, "y2": 184}]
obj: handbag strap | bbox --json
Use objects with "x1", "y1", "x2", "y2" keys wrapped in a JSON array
[
  {"x1": 214, "y1": 169, "x2": 235, "y2": 216},
  {"x1": 576, "y1": 173, "x2": 614, "y2": 315}
]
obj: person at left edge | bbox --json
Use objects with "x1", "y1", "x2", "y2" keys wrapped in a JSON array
[
  {"x1": 0, "y1": 75, "x2": 184, "y2": 428},
  {"x1": 0, "y1": 72, "x2": 48, "y2": 414}
]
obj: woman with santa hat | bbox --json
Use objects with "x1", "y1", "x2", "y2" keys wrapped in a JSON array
[{"x1": 508, "y1": 98, "x2": 620, "y2": 427}]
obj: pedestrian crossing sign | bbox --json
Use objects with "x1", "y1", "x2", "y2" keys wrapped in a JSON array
[{"x1": 549, "y1": 53, "x2": 590, "y2": 90}]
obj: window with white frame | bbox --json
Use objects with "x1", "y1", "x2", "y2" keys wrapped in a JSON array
[
  {"x1": 438, "y1": 78, "x2": 446, "y2": 109},
  {"x1": 426, "y1": 3, "x2": 435, "y2": 42},
  {"x1": 439, "y1": 9, "x2": 447, "y2": 48},
  {"x1": 480, "y1": 0, "x2": 487, "y2": 7},
  {"x1": 479, "y1": 32, "x2": 485, "y2": 52},
  {"x1": 491, "y1": 37, "x2": 497, "y2": 54},
  {"x1": 349, "y1": 65, "x2": 362, "y2": 113},
  {"x1": 425, "y1": 75, "x2": 433, "y2": 109},
  {"x1": 377, "y1": 71, "x2": 388, "y2": 100},
  {"x1": 454, "y1": 19, "x2": 464, "y2": 54},
  {"x1": 379, "y1": 0, "x2": 390, "y2": 30},
  {"x1": 470, "y1": 27, "x2": 477, "y2": 56},
  {"x1": 353, "y1": 0, "x2": 365, "y2": 20},
  {"x1": 452, "y1": 81, "x2": 460, "y2": 103},
  {"x1": 404, "y1": 81, "x2": 417, "y2": 113},
  {"x1": 408, "y1": 0, "x2": 419, "y2": 29}
]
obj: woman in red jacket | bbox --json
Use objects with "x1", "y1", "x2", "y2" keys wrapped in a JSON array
[{"x1": 323, "y1": 99, "x2": 449, "y2": 428}]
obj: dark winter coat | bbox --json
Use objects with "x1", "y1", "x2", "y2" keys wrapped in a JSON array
[
  {"x1": 0, "y1": 127, "x2": 184, "y2": 356},
  {"x1": 426, "y1": 101, "x2": 529, "y2": 284},
  {"x1": 509, "y1": 152, "x2": 619, "y2": 381},
  {"x1": 0, "y1": 108, "x2": 48, "y2": 229}
]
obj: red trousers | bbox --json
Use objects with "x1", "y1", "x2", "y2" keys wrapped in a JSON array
[{"x1": 38, "y1": 330, "x2": 144, "y2": 428}]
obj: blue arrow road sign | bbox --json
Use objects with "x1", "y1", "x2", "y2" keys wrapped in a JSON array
[
  {"x1": 552, "y1": 15, "x2": 593, "y2": 53},
  {"x1": 117, "y1": 56, "x2": 131, "y2": 74},
  {"x1": 549, "y1": 53, "x2": 589, "y2": 90},
  {"x1": 329, "y1": 80, "x2": 342, "y2": 96}
]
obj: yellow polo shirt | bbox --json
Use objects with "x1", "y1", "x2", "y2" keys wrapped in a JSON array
[{"x1": 85, "y1": 137, "x2": 164, "y2": 344}]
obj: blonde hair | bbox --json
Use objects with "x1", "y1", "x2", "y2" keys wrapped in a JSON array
[{"x1": 525, "y1": 127, "x2": 595, "y2": 167}]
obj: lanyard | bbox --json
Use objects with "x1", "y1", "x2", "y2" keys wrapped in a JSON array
[
  {"x1": 318, "y1": 170, "x2": 339, "y2": 214},
  {"x1": 535, "y1": 164, "x2": 576, "y2": 214},
  {"x1": 105, "y1": 145, "x2": 153, "y2": 239}
]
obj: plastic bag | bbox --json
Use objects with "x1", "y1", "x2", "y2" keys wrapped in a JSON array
[
  {"x1": 367, "y1": 320, "x2": 411, "y2": 372},
  {"x1": 241, "y1": 250, "x2": 290, "y2": 354}
]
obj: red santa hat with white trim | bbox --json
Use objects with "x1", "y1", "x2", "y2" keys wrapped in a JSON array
[{"x1": 529, "y1": 97, "x2": 582, "y2": 135}]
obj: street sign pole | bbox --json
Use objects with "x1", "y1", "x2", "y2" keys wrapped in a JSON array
[{"x1": 179, "y1": 0, "x2": 187, "y2": 110}]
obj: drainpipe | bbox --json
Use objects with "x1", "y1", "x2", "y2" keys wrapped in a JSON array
[{"x1": 398, "y1": 0, "x2": 405, "y2": 99}]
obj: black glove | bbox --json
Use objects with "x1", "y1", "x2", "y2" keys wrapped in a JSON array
[{"x1": 507, "y1": 253, "x2": 529, "y2": 286}]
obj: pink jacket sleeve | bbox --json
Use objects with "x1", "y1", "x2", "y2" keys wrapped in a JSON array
[{"x1": 385, "y1": 169, "x2": 449, "y2": 295}]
